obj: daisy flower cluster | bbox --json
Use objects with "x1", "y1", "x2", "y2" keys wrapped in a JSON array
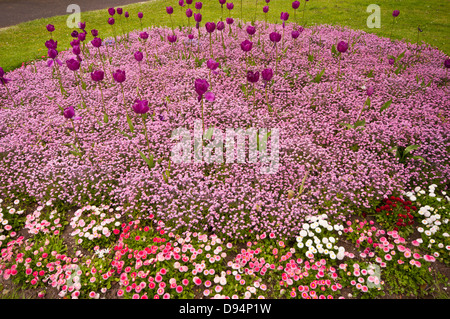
[
  {"x1": 343, "y1": 219, "x2": 383, "y2": 255},
  {"x1": 374, "y1": 196, "x2": 416, "y2": 238},
  {"x1": 0, "y1": 198, "x2": 26, "y2": 248},
  {"x1": 24, "y1": 201, "x2": 65, "y2": 237},
  {"x1": 338, "y1": 260, "x2": 384, "y2": 299},
  {"x1": 69, "y1": 205, "x2": 120, "y2": 251}
]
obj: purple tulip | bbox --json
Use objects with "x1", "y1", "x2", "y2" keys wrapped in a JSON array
[
  {"x1": 247, "y1": 71, "x2": 259, "y2": 83},
  {"x1": 187, "y1": 0, "x2": 193, "y2": 4},
  {"x1": 269, "y1": 32, "x2": 281, "y2": 43},
  {"x1": 78, "y1": 22, "x2": 86, "y2": 30},
  {"x1": 139, "y1": 32, "x2": 149, "y2": 40},
  {"x1": 46, "y1": 24, "x2": 55, "y2": 32},
  {"x1": 206, "y1": 58, "x2": 220, "y2": 70},
  {"x1": 72, "y1": 45, "x2": 81, "y2": 55},
  {"x1": 70, "y1": 39, "x2": 80, "y2": 47},
  {"x1": 66, "y1": 58, "x2": 80, "y2": 71},
  {"x1": 280, "y1": 12, "x2": 289, "y2": 21},
  {"x1": 194, "y1": 13, "x2": 202, "y2": 22},
  {"x1": 117, "y1": 8, "x2": 123, "y2": 15},
  {"x1": 48, "y1": 48, "x2": 58, "y2": 59},
  {"x1": 186, "y1": 8, "x2": 193, "y2": 17},
  {"x1": 217, "y1": 21, "x2": 225, "y2": 31},
  {"x1": 366, "y1": 86, "x2": 374, "y2": 96},
  {"x1": 240, "y1": 39, "x2": 253, "y2": 52},
  {"x1": 445, "y1": 58, "x2": 450, "y2": 69},
  {"x1": 91, "y1": 29, "x2": 98, "y2": 37},
  {"x1": 113, "y1": 69, "x2": 126, "y2": 83},
  {"x1": 108, "y1": 8, "x2": 115, "y2": 16},
  {"x1": 227, "y1": 3, "x2": 234, "y2": 10},
  {"x1": 262, "y1": 68, "x2": 273, "y2": 82},
  {"x1": 63, "y1": 106, "x2": 76, "y2": 119},
  {"x1": 219, "y1": 0, "x2": 226, "y2": 5},
  {"x1": 226, "y1": 17, "x2": 234, "y2": 25},
  {"x1": 45, "y1": 39, "x2": 58, "y2": 50},
  {"x1": 292, "y1": 1, "x2": 300, "y2": 9},
  {"x1": 179, "y1": 0, "x2": 185, "y2": 7},
  {"x1": 91, "y1": 37, "x2": 102, "y2": 48},
  {"x1": 388, "y1": 58, "x2": 395, "y2": 65},
  {"x1": 188, "y1": 34, "x2": 194, "y2": 40},
  {"x1": 337, "y1": 41, "x2": 348, "y2": 53},
  {"x1": 205, "y1": 92, "x2": 215, "y2": 102},
  {"x1": 134, "y1": 51, "x2": 144, "y2": 62},
  {"x1": 166, "y1": 6, "x2": 174, "y2": 14},
  {"x1": 392, "y1": 10, "x2": 400, "y2": 17},
  {"x1": 291, "y1": 30, "x2": 300, "y2": 39},
  {"x1": 78, "y1": 32, "x2": 86, "y2": 42},
  {"x1": 298, "y1": 26, "x2": 304, "y2": 33},
  {"x1": 265, "y1": 0, "x2": 270, "y2": 3},
  {"x1": 124, "y1": 12, "x2": 129, "y2": 18},
  {"x1": 71, "y1": 30, "x2": 79, "y2": 38},
  {"x1": 91, "y1": 70, "x2": 104, "y2": 82},
  {"x1": 195, "y1": 2, "x2": 203, "y2": 10},
  {"x1": 263, "y1": 6, "x2": 269, "y2": 13},
  {"x1": 138, "y1": 12, "x2": 143, "y2": 19},
  {"x1": 132, "y1": 99, "x2": 150, "y2": 114},
  {"x1": 167, "y1": 34, "x2": 178, "y2": 43},
  {"x1": 246, "y1": 25, "x2": 256, "y2": 35},
  {"x1": 205, "y1": 22, "x2": 216, "y2": 33},
  {"x1": 0, "y1": 67, "x2": 11, "y2": 85},
  {"x1": 108, "y1": 18, "x2": 115, "y2": 25},
  {"x1": 195, "y1": 78, "x2": 209, "y2": 97}
]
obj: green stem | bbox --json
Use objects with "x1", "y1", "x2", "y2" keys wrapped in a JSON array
[
  {"x1": 201, "y1": 97, "x2": 204, "y2": 133},
  {"x1": 121, "y1": 83, "x2": 126, "y2": 105},
  {"x1": 70, "y1": 118, "x2": 81, "y2": 151},
  {"x1": 142, "y1": 114, "x2": 151, "y2": 159},
  {"x1": 210, "y1": 32, "x2": 213, "y2": 57},
  {"x1": 4, "y1": 84, "x2": 16, "y2": 107},
  {"x1": 337, "y1": 57, "x2": 341, "y2": 92}
]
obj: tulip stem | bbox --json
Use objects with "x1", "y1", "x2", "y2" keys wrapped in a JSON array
[
  {"x1": 121, "y1": 83, "x2": 126, "y2": 105},
  {"x1": 70, "y1": 118, "x2": 82, "y2": 151},
  {"x1": 209, "y1": 33, "x2": 213, "y2": 58},
  {"x1": 337, "y1": 56, "x2": 341, "y2": 92},
  {"x1": 302, "y1": 1, "x2": 307, "y2": 24},
  {"x1": 201, "y1": 97, "x2": 204, "y2": 133},
  {"x1": 97, "y1": 48, "x2": 108, "y2": 79},
  {"x1": 4, "y1": 84, "x2": 16, "y2": 108},
  {"x1": 99, "y1": 82, "x2": 107, "y2": 119},
  {"x1": 141, "y1": 114, "x2": 151, "y2": 159}
]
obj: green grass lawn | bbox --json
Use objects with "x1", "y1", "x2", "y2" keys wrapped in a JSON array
[{"x1": 0, "y1": 0, "x2": 449, "y2": 72}]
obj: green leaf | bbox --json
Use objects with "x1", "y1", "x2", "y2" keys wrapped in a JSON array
[
  {"x1": 118, "y1": 129, "x2": 132, "y2": 139},
  {"x1": 396, "y1": 50, "x2": 406, "y2": 62},
  {"x1": 381, "y1": 99, "x2": 392, "y2": 112},
  {"x1": 308, "y1": 54, "x2": 314, "y2": 62},
  {"x1": 340, "y1": 122, "x2": 354, "y2": 130},
  {"x1": 331, "y1": 44, "x2": 337, "y2": 56},
  {"x1": 366, "y1": 69, "x2": 374, "y2": 78},
  {"x1": 126, "y1": 113, "x2": 134, "y2": 133},
  {"x1": 313, "y1": 68, "x2": 325, "y2": 83},
  {"x1": 138, "y1": 150, "x2": 154, "y2": 169},
  {"x1": 103, "y1": 113, "x2": 109, "y2": 123},
  {"x1": 354, "y1": 119, "x2": 366, "y2": 128},
  {"x1": 403, "y1": 144, "x2": 419, "y2": 156},
  {"x1": 394, "y1": 66, "x2": 402, "y2": 75},
  {"x1": 204, "y1": 126, "x2": 214, "y2": 140}
]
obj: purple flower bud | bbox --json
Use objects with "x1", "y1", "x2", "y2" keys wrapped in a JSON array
[
  {"x1": 71, "y1": 30, "x2": 79, "y2": 38},
  {"x1": 247, "y1": 70, "x2": 259, "y2": 83},
  {"x1": 291, "y1": 30, "x2": 300, "y2": 39},
  {"x1": 117, "y1": 8, "x2": 123, "y2": 15},
  {"x1": 78, "y1": 21, "x2": 86, "y2": 30},
  {"x1": 269, "y1": 32, "x2": 281, "y2": 43},
  {"x1": 388, "y1": 58, "x2": 395, "y2": 65},
  {"x1": 166, "y1": 6, "x2": 174, "y2": 14},
  {"x1": 337, "y1": 41, "x2": 348, "y2": 53},
  {"x1": 263, "y1": 6, "x2": 269, "y2": 13},
  {"x1": 444, "y1": 58, "x2": 450, "y2": 68},
  {"x1": 194, "y1": 13, "x2": 202, "y2": 22},
  {"x1": 132, "y1": 99, "x2": 150, "y2": 114},
  {"x1": 226, "y1": 17, "x2": 234, "y2": 25},
  {"x1": 195, "y1": 78, "x2": 209, "y2": 97},
  {"x1": 48, "y1": 48, "x2": 58, "y2": 59},
  {"x1": 63, "y1": 106, "x2": 76, "y2": 119},
  {"x1": 240, "y1": 39, "x2": 253, "y2": 52},
  {"x1": 206, "y1": 58, "x2": 219, "y2": 70},
  {"x1": 188, "y1": 34, "x2": 194, "y2": 40},
  {"x1": 91, "y1": 29, "x2": 98, "y2": 37},
  {"x1": 217, "y1": 21, "x2": 225, "y2": 31},
  {"x1": 246, "y1": 25, "x2": 256, "y2": 35},
  {"x1": 139, "y1": 32, "x2": 149, "y2": 40},
  {"x1": 66, "y1": 58, "x2": 80, "y2": 71},
  {"x1": 167, "y1": 34, "x2": 178, "y2": 43},
  {"x1": 392, "y1": 10, "x2": 400, "y2": 17},
  {"x1": 195, "y1": 2, "x2": 203, "y2": 10},
  {"x1": 72, "y1": 45, "x2": 81, "y2": 55},
  {"x1": 45, "y1": 39, "x2": 58, "y2": 50},
  {"x1": 292, "y1": 1, "x2": 300, "y2": 9},
  {"x1": 46, "y1": 24, "x2": 55, "y2": 32},
  {"x1": 265, "y1": 0, "x2": 270, "y2": 3},
  {"x1": 138, "y1": 12, "x2": 143, "y2": 19},
  {"x1": 366, "y1": 86, "x2": 374, "y2": 96},
  {"x1": 205, "y1": 22, "x2": 216, "y2": 33},
  {"x1": 227, "y1": 3, "x2": 234, "y2": 10},
  {"x1": 108, "y1": 8, "x2": 115, "y2": 16},
  {"x1": 186, "y1": 8, "x2": 193, "y2": 17},
  {"x1": 78, "y1": 32, "x2": 86, "y2": 42},
  {"x1": 91, "y1": 37, "x2": 102, "y2": 48},
  {"x1": 113, "y1": 69, "x2": 126, "y2": 83},
  {"x1": 91, "y1": 70, "x2": 104, "y2": 82},
  {"x1": 262, "y1": 68, "x2": 273, "y2": 82},
  {"x1": 108, "y1": 17, "x2": 115, "y2": 25},
  {"x1": 280, "y1": 12, "x2": 289, "y2": 21},
  {"x1": 124, "y1": 12, "x2": 129, "y2": 18},
  {"x1": 134, "y1": 51, "x2": 144, "y2": 62}
]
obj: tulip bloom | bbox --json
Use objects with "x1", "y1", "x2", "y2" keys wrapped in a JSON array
[
  {"x1": 113, "y1": 69, "x2": 127, "y2": 104},
  {"x1": 0, "y1": 67, "x2": 15, "y2": 107},
  {"x1": 390, "y1": 10, "x2": 400, "y2": 38},
  {"x1": 195, "y1": 78, "x2": 211, "y2": 131},
  {"x1": 336, "y1": 41, "x2": 348, "y2": 91},
  {"x1": 195, "y1": 2, "x2": 202, "y2": 10},
  {"x1": 91, "y1": 70, "x2": 108, "y2": 121},
  {"x1": 262, "y1": 68, "x2": 273, "y2": 109},
  {"x1": 269, "y1": 32, "x2": 281, "y2": 72},
  {"x1": 205, "y1": 22, "x2": 216, "y2": 57},
  {"x1": 63, "y1": 106, "x2": 82, "y2": 150}
]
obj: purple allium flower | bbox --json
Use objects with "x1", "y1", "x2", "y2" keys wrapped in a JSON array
[
  {"x1": 91, "y1": 70, "x2": 104, "y2": 82},
  {"x1": 205, "y1": 22, "x2": 216, "y2": 33},
  {"x1": 108, "y1": 18, "x2": 115, "y2": 25},
  {"x1": 292, "y1": 1, "x2": 300, "y2": 9},
  {"x1": 444, "y1": 58, "x2": 450, "y2": 68},
  {"x1": 166, "y1": 6, "x2": 174, "y2": 14},
  {"x1": 134, "y1": 51, "x2": 144, "y2": 62},
  {"x1": 195, "y1": 2, "x2": 203, "y2": 10},
  {"x1": 246, "y1": 25, "x2": 256, "y2": 35},
  {"x1": 139, "y1": 32, "x2": 149, "y2": 40},
  {"x1": 280, "y1": 12, "x2": 289, "y2": 21},
  {"x1": 392, "y1": 10, "x2": 400, "y2": 17},
  {"x1": 72, "y1": 45, "x2": 81, "y2": 55},
  {"x1": 168, "y1": 34, "x2": 178, "y2": 43},
  {"x1": 195, "y1": 78, "x2": 209, "y2": 97},
  {"x1": 66, "y1": 58, "x2": 80, "y2": 71},
  {"x1": 46, "y1": 24, "x2": 55, "y2": 32},
  {"x1": 113, "y1": 69, "x2": 126, "y2": 83},
  {"x1": 269, "y1": 32, "x2": 281, "y2": 43},
  {"x1": 91, "y1": 29, "x2": 98, "y2": 37},
  {"x1": 48, "y1": 48, "x2": 58, "y2": 59},
  {"x1": 206, "y1": 58, "x2": 220, "y2": 70},
  {"x1": 124, "y1": 12, "x2": 129, "y2": 18},
  {"x1": 366, "y1": 86, "x2": 374, "y2": 96},
  {"x1": 194, "y1": 13, "x2": 202, "y2": 22},
  {"x1": 186, "y1": 8, "x2": 193, "y2": 17},
  {"x1": 262, "y1": 68, "x2": 273, "y2": 82},
  {"x1": 226, "y1": 17, "x2": 234, "y2": 25},
  {"x1": 71, "y1": 30, "x2": 79, "y2": 38},
  {"x1": 132, "y1": 99, "x2": 150, "y2": 114},
  {"x1": 263, "y1": 6, "x2": 269, "y2": 13},
  {"x1": 240, "y1": 39, "x2": 253, "y2": 52},
  {"x1": 217, "y1": 21, "x2": 225, "y2": 31},
  {"x1": 63, "y1": 106, "x2": 76, "y2": 119},
  {"x1": 291, "y1": 30, "x2": 300, "y2": 39},
  {"x1": 108, "y1": 7, "x2": 115, "y2": 16},
  {"x1": 117, "y1": 8, "x2": 123, "y2": 15},
  {"x1": 138, "y1": 12, "x2": 144, "y2": 19},
  {"x1": 45, "y1": 39, "x2": 58, "y2": 50},
  {"x1": 247, "y1": 70, "x2": 259, "y2": 83},
  {"x1": 337, "y1": 41, "x2": 348, "y2": 53},
  {"x1": 227, "y1": 2, "x2": 234, "y2": 10},
  {"x1": 91, "y1": 37, "x2": 102, "y2": 48}
]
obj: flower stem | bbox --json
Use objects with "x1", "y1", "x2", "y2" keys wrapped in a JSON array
[
  {"x1": 201, "y1": 97, "x2": 204, "y2": 133},
  {"x1": 121, "y1": 83, "x2": 126, "y2": 105},
  {"x1": 142, "y1": 114, "x2": 151, "y2": 158},
  {"x1": 4, "y1": 84, "x2": 16, "y2": 107}
]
